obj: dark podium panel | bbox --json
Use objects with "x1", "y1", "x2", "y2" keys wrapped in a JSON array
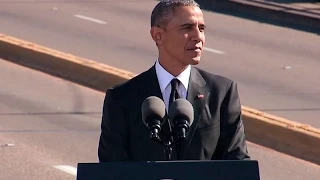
[{"x1": 77, "y1": 160, "x2": 260, "y2": 180}]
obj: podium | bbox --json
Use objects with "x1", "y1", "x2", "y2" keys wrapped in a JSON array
[{"x1": 76, "y1": 160, "x2": 260, "y2": 180}]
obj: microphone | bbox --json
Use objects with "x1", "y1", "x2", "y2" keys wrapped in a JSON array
[
  {"x1": 141, "y1": 96, "x2": 166, "y2": 143},
  {"x1": 168, "y1": 99, "x2": 194, "y2": 143}
]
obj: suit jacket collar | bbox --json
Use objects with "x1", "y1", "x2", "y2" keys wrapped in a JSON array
[
  {"x1": 138, "y1": 65, "x2": 163, "y2": 101},
  {"x1": 138, "y1": 64, "x2": 207, "y2": 103},
  {"x1": 155, "y1": 60, "x2": 191, "y2": 95},
  {"x1": 139, "y1": 65, "x2": 210, "y2": 160},
  {"x1": 179, "y1": 66, "x2": 210, "y2": 159}
]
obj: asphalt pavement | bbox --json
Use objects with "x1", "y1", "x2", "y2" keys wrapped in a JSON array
[
  {"x1": 1, "y1": 59, "x2": 320, "y2": 180},
  {"x1": 0, "y1": 59, "x2": 104, "y2": 180},
  {"x1": 1, "y1": 0, "x2": 319, "y2": 128}
]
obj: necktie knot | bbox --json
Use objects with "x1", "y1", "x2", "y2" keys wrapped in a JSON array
[
  {"x1": 170, "y1": 78, "x2": 180, "y2": 90},
  {"x1": 169, "y1": 78, "x2": 181, "y2": 109}
]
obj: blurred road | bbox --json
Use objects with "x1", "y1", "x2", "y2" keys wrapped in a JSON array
[
  {"x1": 0, "y1": 0, "x2": 320, "y2": 128},
  {"x1": 0, "y1": 59, "x2": 103, "y2": 180},
  {"x1": 1, "y1": 59, "x2": 320, "y2": 180}
]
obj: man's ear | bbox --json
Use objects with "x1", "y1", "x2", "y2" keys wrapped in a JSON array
[{"x1": 150, "y1": 26, "x2": 164, "y2": 45}]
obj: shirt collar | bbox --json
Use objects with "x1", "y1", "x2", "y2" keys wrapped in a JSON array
[{"x1": 155, "y1": 59, "x2": 191, "y2": 93}]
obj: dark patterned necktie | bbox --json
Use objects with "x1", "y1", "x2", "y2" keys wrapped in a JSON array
[
  {"x1": 167, "y1": 78, "x2": 182, "y2": 160},
  {"x1": 169, "y1": 78, "x2": 181, "y2": 108}
]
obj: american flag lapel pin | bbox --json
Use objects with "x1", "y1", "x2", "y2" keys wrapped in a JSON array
[{"x1": 197, "y1": 94, "x2": 204, "y2": 99}]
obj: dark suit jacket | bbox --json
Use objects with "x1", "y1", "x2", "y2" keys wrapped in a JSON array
[{"x1": 98, "y1": 65, "x2": 250, "y2": 162}]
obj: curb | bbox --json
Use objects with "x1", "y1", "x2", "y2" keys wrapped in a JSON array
[
  {"x1": 0, "y1": 34, "x2": 135, "y2": 92},
  {"x1": 1, "y1": 33, "x2": 319, "y2": 165},
  {"x1": 242, "y1": 106, "x2": 320, "y2": 165},
  {"x1": 201, "y1": 0, "x2": 320, "y2": 34}
]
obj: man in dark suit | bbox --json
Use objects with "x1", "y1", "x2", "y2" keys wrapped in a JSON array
[{"x1": 98, "y1": 0, "x2": 250, "y2": 162}]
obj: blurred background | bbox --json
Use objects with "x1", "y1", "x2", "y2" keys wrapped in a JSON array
[{"x1": 0, "y1": 0, "x2": 319, "y2": 180}]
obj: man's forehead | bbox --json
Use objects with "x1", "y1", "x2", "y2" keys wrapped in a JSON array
[
  {"x1": 175, "y1": 6, "x2": 202, "y2": 15},
  {"x1": 172, "y1": 6, "x2": 204, "y2": 22}
]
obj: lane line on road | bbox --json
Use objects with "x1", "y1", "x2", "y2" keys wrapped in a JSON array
[
  {"x1": 204, "y1": 47, "x2": 226, "y2": 54},
  {"x1": 74, "y1": 14, "x2": 107, "y2": 25},
  {"x1": 53, "y1": 165, "x2": 77, "y2": 176}
]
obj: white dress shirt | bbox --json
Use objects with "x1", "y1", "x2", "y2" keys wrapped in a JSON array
[{"x1": 155, "y1": 60, "x2": 191, "y2": 112}]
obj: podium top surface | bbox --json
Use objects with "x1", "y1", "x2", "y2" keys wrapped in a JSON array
[{"x1": 77, "y1": 160, "x2": 260, "y2": 180}]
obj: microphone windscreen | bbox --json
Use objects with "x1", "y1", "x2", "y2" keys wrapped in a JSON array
[
  {"x1": 141, "y1": 96, "x2": 166, "y2": 125},
  {"x1": 168, "y1": 99, "x2": 194, "y2": 127}
]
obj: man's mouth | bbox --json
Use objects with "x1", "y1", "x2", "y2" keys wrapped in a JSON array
[{"x1": 187, "y1": 47, "x2": 202, "y2": 51}]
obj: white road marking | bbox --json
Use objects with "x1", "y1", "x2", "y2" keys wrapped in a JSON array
[
  {"x1": 53, "y1": 165, "x2": 77, "y2": 176},
  {"x1": 204, "y1": 47, "x2": 226, "y2": 54},
  {"x1": 74, "y1": 14, "x2": 107, "y2": 25}
]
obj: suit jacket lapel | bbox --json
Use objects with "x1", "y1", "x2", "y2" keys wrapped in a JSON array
[
  {"x1": 138, "y1": 65, "x2": 210, "y2": 160},
  {"x1": 138, "y1": 65, "x2": 163, "y2": 101},
  {"x1": 139, "y1": 65, "x2": 171, "y2": 137},
  {"x1": 137, "y1": 65, "x2": 171, "y2": 160},
  {"x1": 178, "y1": 66, "x2": 210, "y2": 160}
]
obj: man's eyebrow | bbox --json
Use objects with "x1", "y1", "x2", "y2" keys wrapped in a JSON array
[
  {"x1": 180, "y1": 23, "x2": 194, "y2": 27},
  {"x1": 179, "y1": 23, "x2": 206, "y2": 28},
  {"x1": 199, "y1": 24, "x2": 206, "y2": 29}
]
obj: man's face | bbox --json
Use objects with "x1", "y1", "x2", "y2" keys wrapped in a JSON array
[{"x1": 161, "y1": 5, "x2": 205, "y2": 66}]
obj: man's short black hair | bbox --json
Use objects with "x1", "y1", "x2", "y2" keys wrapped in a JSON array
[{"x1": 151, "y1": 0, "x2": 200, "y2": 29}]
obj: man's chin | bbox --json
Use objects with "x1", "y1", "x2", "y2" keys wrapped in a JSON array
[{"x1": 190, "y1": 57, "x2": 201, "y2": 65}]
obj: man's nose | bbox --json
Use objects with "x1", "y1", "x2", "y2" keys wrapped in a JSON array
[{"x1": 191, "y1": 28, "x2": 203, "y2": 42}]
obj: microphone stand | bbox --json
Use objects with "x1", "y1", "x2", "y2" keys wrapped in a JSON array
[
  {"x1": 150, "y1": 133, "x2": 172, "y2": 161},
  {"x1": 163, "y1": 118, "x2": 175, "y2": 161},
  {"x1": 163, "y1": 139, "x2": 172, "y2": 161},
  {"x1": 151, "y1": 135, "x2": 173, "y2": 161},
  {"x1": 148, "y1": 121, "x2": 188, "y2": 161},
  {"x1": 148, "y1": 118, "x2": 175, "y2": 161}
]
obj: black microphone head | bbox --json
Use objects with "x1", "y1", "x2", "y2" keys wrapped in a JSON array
[
  {"x1": 168, "y1": 99, "x2": 194, "y2": 127},
  {"x1": 141, "y1": 96, "x2": 166, "y2": 125}
]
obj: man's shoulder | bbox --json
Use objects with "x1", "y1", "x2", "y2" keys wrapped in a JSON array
[
  {"x1": 106, "y1": 68, "x2": 150, "y2": 94},
  {"x1": 195, "y1": 67, "x2": 235, "y2": 89}
]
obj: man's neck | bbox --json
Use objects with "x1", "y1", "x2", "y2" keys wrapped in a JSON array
[{"x1": 158, "y1": 57, "x2": 188, "y2": 77}]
